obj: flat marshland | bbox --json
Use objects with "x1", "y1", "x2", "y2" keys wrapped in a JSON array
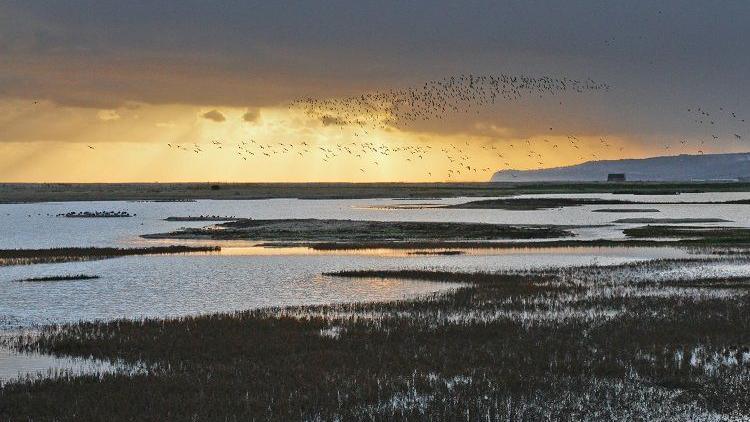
[
  {"x1": 2, "y1": 184, "x2": 750, "y2": 420},
  {"x1": 142, "y1": 218, "x2": 574, "y2": 241},
  {"x1": 252, "y1": 221, "x2": 750, "y2": 250},
  {"x1": 3, "y1": 257, "x2": 750, "y2": 420}
]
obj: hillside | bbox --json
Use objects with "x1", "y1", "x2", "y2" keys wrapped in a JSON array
[{"x1": 491, "y1": 152, "x2": 750, "y2": 182}]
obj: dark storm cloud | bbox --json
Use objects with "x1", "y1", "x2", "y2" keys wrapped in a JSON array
[
  {"x1": 201, "y1": 110, "x2": 226, "y2": 122},
  {"x1": 0, "y1": 1, "x2": 749, "y2": 143},
  {"x1": 242, "y1": 109, "x2": 260, "y2": 123}
]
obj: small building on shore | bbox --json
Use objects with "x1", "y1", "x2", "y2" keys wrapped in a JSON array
[{"x1": 607, "y1": 173, "x2": 626, "y2": 182}]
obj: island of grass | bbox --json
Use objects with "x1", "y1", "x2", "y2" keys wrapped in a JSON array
[
  {"x1": 57, "y1": 211, "x2": 133, "y2": 218},
  {"x1": 614, "y1": 217, "x2": 731, "y2": 224},
  {"x1": 164, "y1": 215, "x2": 239, "y2": 222},
  {"x1": 142, "y1": 218, "x2": 575, "y2": 241},
  {"x1": 0, "y1": 245, "x2": 221, "y2": 266},
  {"x1": 13, "y1": 274, "x2": 100, "y2": 282},
  {"x1": 623, "y1": 225, "x2": 750, "y2": 241},
  {"x1": 445, "y1": 197, "x2": 638, "y2": 210},
  {"x1": 592, "y1": 208, "x2": 661, "y2": 213},
  {"x1": 4, "y1": 260, "x2": 750, "y2": 420},
  {"x1": 407, "y1": 250, "x2": 465, "y2": 256}
]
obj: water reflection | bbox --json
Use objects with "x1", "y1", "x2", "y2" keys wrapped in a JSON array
[
  {"x1": 0, "y1": 340, "x2": 141, "y2": 386},
  {"x1": 0, "y1": 246, "x2": 710, "y2": 332}
]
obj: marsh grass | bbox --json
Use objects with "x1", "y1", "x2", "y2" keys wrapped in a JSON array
[
  {"x1": 624, "y1": 225, "x2": 750, "y2": 241},
  {"x1": 406, "y1": 250, "x2": 465, "y2": 256},
  {"x1": 58, "y1": 211, "x2": 132, "y2": 218},
  {"x1": 0, "y1": 245, "x2": 221, "y2": 266},
  {"x1": 614, "y1": 218, "x2": 731, "y2": 224},
  {"x1": 164, "y1": 216, "x2": 239, "y2": 221},
  {"x1": 446, "y1": 197, "x2": 636, "y2": 210},
  {"x1": 2, "y1": 259, "x2": 750, "y2": 420},
  {"x1": 13, "y1": 274, "x2": 100, "y2": 282},
  {"x1": 143, "y1": 219, "x2": 574, "y2": 241},
  {"x1": 593, "y1": 208, "x2": 661, "y2": 213}
]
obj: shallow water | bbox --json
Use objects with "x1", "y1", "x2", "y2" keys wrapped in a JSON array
[
  {"x1": 0, "y1": 246, "x2": 700, "y2": 331},
  {"x1": 2, "y1": 193, "x2": 750, "y2": 249},
  {"x1": 0, "y1": 342, "x2": 137, "y2": 386},
  {"x1": 2, "y1": 193, "x2": 749, "y2": 329},
  {"x1": 1, "y1": 194, "x2": 749, "y2": 382}
]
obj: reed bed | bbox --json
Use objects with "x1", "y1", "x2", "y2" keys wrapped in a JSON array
[
  {"x1": 0, "y1": 245, "x2": 221, "y2": 266},
  {"x1": 12, "y1": 274, "x2": 100, "y2": 282},
  {"x1": 143, "y1": 219, "x2": 574, "y2": 241},
  {"x1": 624, "y1": 225, "x2": 750, "y2": 240},
  {"x1": 2, "y1": 258, "x2": 750, "y2": 420}
]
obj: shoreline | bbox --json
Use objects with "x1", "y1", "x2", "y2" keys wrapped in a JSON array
[{"x1": 3, "y1": 181, "x2": 750, "y2": 203}]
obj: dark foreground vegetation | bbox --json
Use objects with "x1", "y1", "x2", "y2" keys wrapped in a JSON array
[
  {"x1": 2, "y1": 260, "x2": 750, "y2": 420},
  {"x1": 12, "y1": 274, "x2": 100, "y2": 282},
  {"x1": 143, "y1": 219, "x2": 573, "y2": 241},
  {"x1": 3, "y1": 181, "x2": 750, "y2": 203},
  {"x1": 0, "y1": 245, "x2": 221, "y2": 266}
]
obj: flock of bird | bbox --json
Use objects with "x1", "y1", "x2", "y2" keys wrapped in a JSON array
[
  {"x1": 77, "y1": 70, "x2": 746, "y2": 180},
  {"x1": 159, "y1": 133, "x2": 632, "y2": 179},
  {"x1": 292, "y1": 73, "x2": 610, "y2": 132},
  {"x1": 153, "y1": 73, "x2": 617, "y2": 179},
  {"x1": 684, "y1": 106, "x2": 746, "y2": 154}
]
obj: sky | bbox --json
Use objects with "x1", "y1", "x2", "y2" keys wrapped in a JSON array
[{"x1": 1, "y1": 1, "x2": 748, "y2": 182}]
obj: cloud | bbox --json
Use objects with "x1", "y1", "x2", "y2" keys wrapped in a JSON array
[
  {"x1": 242, "y1": 109, "x2": 260, "y2": 123},
  {"x1": 201, "y1": 109, "x2": 225, "y2": 122},
  {"x1": 0, "y1": 2, "x2": 748, "y2": 146},
  {"x1": 97, "y1": 109, "x2": 120, "y2": 121}
]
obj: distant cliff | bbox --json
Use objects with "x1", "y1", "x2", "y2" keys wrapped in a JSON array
[{"x1": 490, "y1": 152, "x2": 750, "y2": 182}]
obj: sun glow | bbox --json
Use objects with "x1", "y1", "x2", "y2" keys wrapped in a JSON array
[{"x1": 0, "y1": 100, "x2": 717, "y2": 183}]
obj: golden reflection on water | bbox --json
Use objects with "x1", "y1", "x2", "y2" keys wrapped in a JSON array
[{"x1": 213, "y1": 245, "x2": 688, "y2": 257}]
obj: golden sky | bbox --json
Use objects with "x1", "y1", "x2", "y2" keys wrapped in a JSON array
[{"x1": 1, "y1": 99, "x2": 737, "y2": 182}]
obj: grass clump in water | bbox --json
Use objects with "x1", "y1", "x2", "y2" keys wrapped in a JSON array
[
  {"x1": 13, "y1": 274, "x2": 100, "y2": 282},
  {"x1": 0, "y1": 245, "x2": 221, "y2": 266}
]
